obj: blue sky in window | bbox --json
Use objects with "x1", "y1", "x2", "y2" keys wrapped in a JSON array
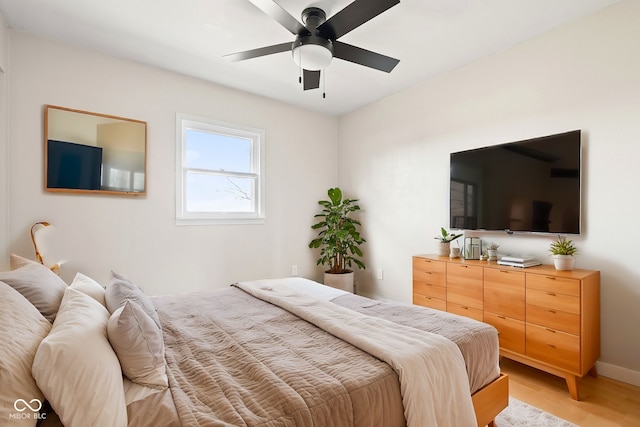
[
  {"x1": 184, "y1": 129, "x2": 254, "y2": 212},
  {"x1": 185, "y1": 129, "x2": 250, "y2": 173}
]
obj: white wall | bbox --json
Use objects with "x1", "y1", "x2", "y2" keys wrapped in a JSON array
[
  {"x1": 338, "y1": 1, "x2": 640, "y2": 383},
  {"x1": 0, "y1": 12, "x2": 8, "y2": 270},
  {"x1": 6, "y1": 32, "x2": 338, "y2": 294}
]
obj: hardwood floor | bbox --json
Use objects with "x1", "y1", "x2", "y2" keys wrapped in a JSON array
[{"x1": 500, "y1": 358, "x2": 640, "y2": 426}]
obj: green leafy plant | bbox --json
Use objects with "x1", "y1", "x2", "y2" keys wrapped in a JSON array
[
  {"x1": 549, "y1": 235, "x2": 578, "y2": 256},
  {"x1": 434, "y1": 227, "x2": 463, "y2": 243},
  {"x1": 309, "y1": 188, "x2": 366, "y2": 274},
  {"x1": 486, "y1": 242, "x2": 500, "y2": 250}
]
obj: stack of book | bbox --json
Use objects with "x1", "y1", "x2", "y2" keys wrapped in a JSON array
[{"x1": 497, "y1": 255, "x2": 542, "y2": 268}]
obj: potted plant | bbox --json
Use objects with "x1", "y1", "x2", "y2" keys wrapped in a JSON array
[
  {"x1": 486, "y1": 242, "x2": 500, "y2": 261},
  {"x1": 549, "y1": 235, "x2": 578, "y2": 270},
  {"x1": 434, "y1": 227, "x2": 463, "y2": 257},
  {"x1": 309, "y1": 187, "x2": 366, "y2": 292}
]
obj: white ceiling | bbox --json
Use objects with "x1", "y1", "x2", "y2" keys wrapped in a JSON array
[{"x1": 0, "y1": 0, "x2": 622, "y2": 116}]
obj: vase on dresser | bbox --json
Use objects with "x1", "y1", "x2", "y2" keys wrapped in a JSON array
[{"x1": 552, "y1": 254, "x2": 575, "y2": 271}]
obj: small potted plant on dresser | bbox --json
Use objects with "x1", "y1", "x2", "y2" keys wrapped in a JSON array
[
  {"x1": 434, "y1": 227, "x2": 463, "y2": 257},
  {"x1": 309, "y1": 187, "x2": 366, "y2": 293},
  {"x1": 486, "y1": 242, "x2": 500, "y2": 261},
  {"x1": 549, "y1": 235, "x2": 578, "y2": 270}
]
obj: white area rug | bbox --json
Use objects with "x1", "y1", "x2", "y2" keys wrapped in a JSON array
[{"x1": 495, "y1": 397, "x2": 578, "y2": 427}]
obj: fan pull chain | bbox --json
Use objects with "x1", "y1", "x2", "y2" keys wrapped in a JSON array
[{"x1": 322, "y1": 69, "x2": 326, "y2": 99}]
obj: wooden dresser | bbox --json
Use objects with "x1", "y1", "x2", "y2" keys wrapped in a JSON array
[{"x1": 412, "y1": 254, "x2": 600, "y2": 400}]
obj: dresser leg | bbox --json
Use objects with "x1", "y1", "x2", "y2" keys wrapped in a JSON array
[
  {"x1": 565, "y1": 374, "x2": 580, "y2": 400},
  {"x1": 588, "y1": 365, "x2": 598, "y2": 378}
]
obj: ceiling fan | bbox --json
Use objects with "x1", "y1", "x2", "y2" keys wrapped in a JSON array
[{"x1": 225, "y1": 0, "x2": 401, "y2": 92}]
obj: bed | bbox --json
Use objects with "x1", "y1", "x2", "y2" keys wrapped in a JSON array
[{"x1": 0, "y1": 255, "x2": 508, "y2": 427}]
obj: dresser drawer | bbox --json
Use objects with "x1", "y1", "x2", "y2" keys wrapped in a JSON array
[
  {"x1": 447, "y1": 264, "x2": 483, "y2": 310},
  {"x1": 484, "y1": 312, "x2": 525, "y2": 354},
  {"x1": 447, "y1": 301, "x2": 484, "y2": 322},
  {"x1": 413, "y1": 282, "x2": 446, "y2": 300},
  {"x1": 484, "y1": 268, "x2": 525, "y2": 320},
  {"x1": 526, "y1": 288, "x2": 580, "y2": 315},
  {"x1": 526, "y1": 303, "x2": 580, "y2": 335},
  {"x1": 413, "y1": 257, "x2": 446, "y2": 274},
  {"x1": 526, "y1": 273, "x2": 580, "y2": 296},
  {"x1": 413, "y1": 293, "x2": 447, "y2": 311},
  {"x1": 413, "y1": 258, "x2": 446, "y2": 286},
  {"x1": 526, "y1": 324, "x2": 580, "y2": 372}
]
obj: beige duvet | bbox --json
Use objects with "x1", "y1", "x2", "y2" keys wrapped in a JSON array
[{"x1": 123, "y1": 282, "x2": 499, "y2": 426}]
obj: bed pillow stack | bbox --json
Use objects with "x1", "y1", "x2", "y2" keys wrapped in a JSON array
[
  {"x1": 105, "y1": 271, "x2": 169, "y2": 389},
  {"x1": 1, "y1": 255, "x2": 168, "y2": 426}
]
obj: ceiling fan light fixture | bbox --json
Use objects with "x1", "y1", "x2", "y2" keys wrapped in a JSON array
[{"x1": 292, "y1": 36, "x2": 333, "y2": 71}]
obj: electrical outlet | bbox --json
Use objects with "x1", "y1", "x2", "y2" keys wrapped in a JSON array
[
  {"x1": 291, "y1": 265, "x2": 298, "y2": 276},
  {"x1": 377, "y1": 268, "x2": 384, "y2": 280}
]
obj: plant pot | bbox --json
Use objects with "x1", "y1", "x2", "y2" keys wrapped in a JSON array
[
  {"x1": 552, "y1": 255, "x2": 575, "y2": 271},
  {"x1": 437, "y1": 242, "x2": 450, "y2": 257},
  {"x1": 324, "y1": 271, "x2": 355, "y2": 293},
  {"x1": 487, "y1": 249, "x2": 498, "y2": 261}
]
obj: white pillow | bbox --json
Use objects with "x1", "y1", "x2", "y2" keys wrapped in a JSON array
[
  {"x1": 69, "y1": 272, "x2": 106, "y2": 307},
  {"x1": 0, "y1": 254, "x2": 67, "y2": 322},
  {"x1": 108, "y1": 300, "x2": 168, "y2": 389},
  {"x1": 32, "y1": 287, "x2": 127, "y2": 427},
  {"x1": 0, "y1": 281, "x2": 51, "y2": 427}
]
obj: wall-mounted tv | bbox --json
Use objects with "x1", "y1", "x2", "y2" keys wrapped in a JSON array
[
  {"x1": 47, "y1": 140, "x2": 103, "y2": 191},
  {"x1": 450, "y1": 130, "x2": 581, "y2": 234}
]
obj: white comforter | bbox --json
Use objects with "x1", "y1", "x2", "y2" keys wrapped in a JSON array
[{"x1": 236, "y1": 279, "x2": 477, "y2": 427}]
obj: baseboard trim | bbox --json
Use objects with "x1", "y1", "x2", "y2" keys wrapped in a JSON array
[{"x1": 597, "y1": 361, "x2": 640, "y2": 387}]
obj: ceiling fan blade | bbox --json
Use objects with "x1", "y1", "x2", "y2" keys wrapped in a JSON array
[
  {"x1": 224, "y1": 42, "x2": 292, "y2": 61},
  {"x1": 318, "y1": 0, "x2": 400, "y2": 40},
  {"x1": 303, "y1": 69, "x2": 321, "y2": 90},
  {"x1": 247, "y1": 0, "x2": 306, "y2": 35},
  {"x1": 333, "y1": 41, "x2": 399, "y2": 73}
]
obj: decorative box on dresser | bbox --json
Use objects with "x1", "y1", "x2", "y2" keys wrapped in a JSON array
[{"x1": 412, "y1": 254, "x2": 600, "y2": 401}]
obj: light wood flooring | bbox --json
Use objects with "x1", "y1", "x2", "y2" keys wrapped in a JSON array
[{"x1": 500, "y1": 358, "x2": 640, "y2": 426}]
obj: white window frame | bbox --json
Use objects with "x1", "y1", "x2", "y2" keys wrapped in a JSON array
[{"x1": 176, "y1": 113, "x2": 265, "y2": 225}]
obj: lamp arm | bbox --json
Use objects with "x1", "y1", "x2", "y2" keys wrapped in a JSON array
[{"x1": 30, "y1": 221, "x2": 51, "y2": 265}]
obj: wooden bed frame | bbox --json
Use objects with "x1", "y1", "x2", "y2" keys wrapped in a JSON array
[{"x1": 471, "y1": 373, "x2": 509, "y2": 427}]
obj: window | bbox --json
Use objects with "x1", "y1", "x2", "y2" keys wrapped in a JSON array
[
  {"x1": 450, "y1": 179, "x2": 477, "y2": 229},
  {"x1": 176, "y1": 113, "x2": 265, "y2": 224}
]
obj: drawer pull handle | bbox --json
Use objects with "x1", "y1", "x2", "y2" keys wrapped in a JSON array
[
  {"x1": 461, "y1": 265, "x2": 468, "y2": 268},
  {"x1": 546, "y1": 276, "x2": 557, "y2": 280},
  {"x1": 546, "y1": 309, "x2": 557, "y2": 314},
  {"x1": 547, "y1": 344, "x2": 557, "y2": 349},
  {"x1": 497, "y1": 315, "x2": 506, "y2": 319},
  {"x1": 462, "y1": 306, "x2": 469, "y2": 310},
  {"x1": 547, "y1": 292, "x2": 557, "y2": 297},
  {"x1": 546, "y1": 328, "x2": 556, "y2": 333},
  {"x1": 500, "y1": 270, "x2": 509, "y2": 273}
]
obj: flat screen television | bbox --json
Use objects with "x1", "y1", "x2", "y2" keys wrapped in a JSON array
[
  {"x1": 450, "y1": 130, "x2": 581, "y2": 234},
  {"x1": 47, "y1": 140, "x2": 103, "y2": 191}
]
